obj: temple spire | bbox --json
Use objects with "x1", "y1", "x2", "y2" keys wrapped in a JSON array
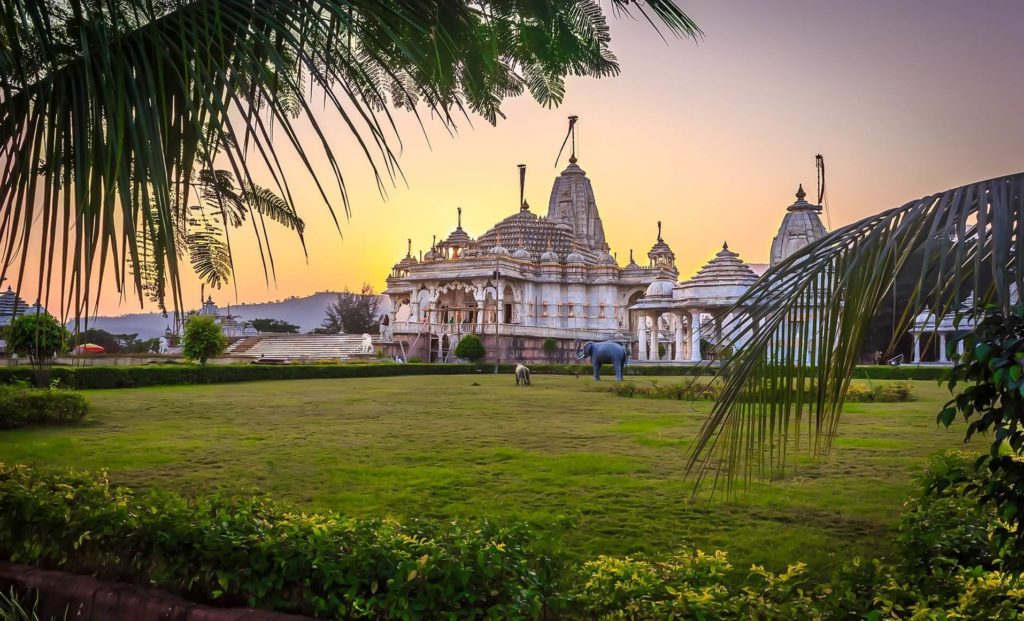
[
  {"x1": 518, "y1": 164, "x2": 527, "y2": 210},
  {"x1": 657, "y1": 221, "x2": 663, "y2": 242},
  {"x1": 796, "y1": 183, "x2": 806, "y2": 201},
  {"x1": 406, "y1": 238, "x2": 412, "y2": 257}
]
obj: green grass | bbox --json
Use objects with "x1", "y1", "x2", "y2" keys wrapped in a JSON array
[{"x1": 0, "y1": 376, "x2": 970, "y2": 577}]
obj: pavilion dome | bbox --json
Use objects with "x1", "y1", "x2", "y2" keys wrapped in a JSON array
[
  {"x1": 596, "y1": 248, "x2": 617, "y2": 265},
  {"x1": 644, "y1": 274, "x2": 675, "y2": 297},
  {"x1": 688, "y1": 242, "x2": 759, "y2": 287},
  {"x1": 445, "y1": 227, "x2": 472, "y2": 248},
  {"x1": 490, "y1": 243, "x2": 510, "y2": 256},
  {"x1": 770, "y1": 184, "x2": 827, "y2": 267},
  {"x1": 646, "y1": 222, "x2": 676, "y2": 269}
]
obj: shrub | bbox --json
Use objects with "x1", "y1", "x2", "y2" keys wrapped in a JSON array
[
  {"x1": 182, "y1": 316, "x2": 227, "y2": 365},
  {"x1": 609, "y1": 380, "x2": 723, "y2": 401},
  {"x1": 542, "y1": 338, "x2": 558, "y2": 357},
  {"x1": 940, "y1": 303, "x2": 1024, "y2": 565},
  {"x1": 0, "y1": 385, "x2": 87, "y2": 428},
  {"x1": 0, "y1": 464, "x2": 550, "y2": 619},
  {"x1": 453, "y1": 334, "x2": 485, "y2": 363},
  {"x1": 845, "y1": 380, "x2": 914, "y2": 402}
]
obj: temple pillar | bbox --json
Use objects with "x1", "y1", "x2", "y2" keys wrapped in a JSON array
[
  {"x1": 938, "y1": 333, "x2": 948, "y2": 363},
  {"x1": 637, "y1": 315, "x2": 648, "y2": 361},
  {"x1": 649, "y1": 313, "x2": 660, "y2": 362},
  {"x1": 689, "y1": 310, "x2": 702, "y2": 362},
  {"x1": 956, "y1": 336, "x2": 965, "y2": 357},
  {"x1": 912, "y1": 332, "x2": 921, "y2": 363},
  {"x1": 673, "y1": 313, "x2": 685, "y2": 362}
]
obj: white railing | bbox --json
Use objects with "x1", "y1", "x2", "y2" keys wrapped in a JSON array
[{"x1": 391, "y1": 320, "x2": 617, "y2": 341}]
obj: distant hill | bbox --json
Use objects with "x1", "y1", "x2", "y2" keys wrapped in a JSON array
[{"x1": 80, "y1": 292, "x2": 346, "y2": 338}]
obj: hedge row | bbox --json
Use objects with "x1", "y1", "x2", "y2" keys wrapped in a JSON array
[
  {"x1": 0, "y1": 362, "x2": 948, "y2": 390},
  {"x1": 0, "y1": 385, "x2": 88, "y2": 428},
  {"x1": 3, "y1": 457, "x2": 1023, "y2": 620}
]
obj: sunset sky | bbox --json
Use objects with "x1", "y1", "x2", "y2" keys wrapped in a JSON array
[{"x1": 46, "y1": 0, "x2": 1024, "y2": 317}]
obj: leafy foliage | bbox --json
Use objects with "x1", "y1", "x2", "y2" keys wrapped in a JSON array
[
  {"x1": 181, "y1": 316, "x2": 227, "y2": 365},
  {"x1": 454, "y1": 334, "x2": 485, "y2": 363},
  {"x1": 318, "y1": 284, "x2": 379, "y2": 334},
  {"x1": 940, "y1": 303, "x2": 1024, "y2": 567},
  {"x1": 0, "y1": 463, "x2": 553, "y2": 619},
  {"x1": 248, "y1": 318, "x2": 299, "y2": 333},
  {"x1": 72, "y1": 328, "x2": 159, "y2": 354},
  {"x1": 0, "y1": 0, "x2": 699, "y2": 318},
  {"x1": 6, "y1": 314, "x2": 67, "y2": 366},
  {"x1": 0, "y1": 383, "x2": 87, "y2": 428},
  {"x1": 688, "y1": 172, "x2": 1024, "y2": 494}
]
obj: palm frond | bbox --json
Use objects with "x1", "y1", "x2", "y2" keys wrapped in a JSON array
[
  {"x1": 688, "y1": 172, "x2": 1024, "y2": 496},
  {"x1": 0, "y1": 0, "x2": 699, "y2": 321}
]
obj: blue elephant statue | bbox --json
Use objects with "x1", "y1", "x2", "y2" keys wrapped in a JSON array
[{"x1": 577, "y1": 340, "x2": 630, "y2": 381}]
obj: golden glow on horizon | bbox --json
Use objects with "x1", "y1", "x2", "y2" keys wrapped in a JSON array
[{"x1": 17, "y1": 0, "x2": 1024, "y2": 316}]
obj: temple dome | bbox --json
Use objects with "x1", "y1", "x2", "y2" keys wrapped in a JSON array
[
  {"x1": 688, "y1": 242, "x2": 759, "y2": 287},
  {"x1": 490, "y1": 243, "x2": 510, "y2": 256},
  {"x1": 566, "y1": 248, "x2": 587, "y2": 264},
  {"x1": 644, "y1": 274, "x2": 675, "y2": 297},
  {"x1": 512, "y1": 246, "x2": 533, "y2": 260},
  {"x1": 540, "y1": 248, "x2": 560, "y2": 263},
  {"x1": 770, "y1": 184, "x2": 827, "y2": 267},
  {"x1": 477, "y1": 208, "x2": 580, "y2": 260}
]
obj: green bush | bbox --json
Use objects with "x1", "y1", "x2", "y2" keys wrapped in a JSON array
[
  {"x1": 609, "y1": 380, "x2": 722, "y2": 401},
  {"x1": 0, "y1": 385, "x2": 87, "y2": 428},
  {"x1": 6, "y1": 313, "x2": 68, "y2": 366},
  {"x1": 453, "y1": 334, "x2": 485, "y2": 363},
  {"x1": 845, "y1": 380, "x2": 914, "y2": 402},
  {"x1": 0, "y1": 464, "x2": 550, "y2": 619},
  {"x1": 542, "y1": 338, "x2": 558, "y2": 356},
  {"x1": 182, "y1": 316, "x2": 227, "y2": 365}
]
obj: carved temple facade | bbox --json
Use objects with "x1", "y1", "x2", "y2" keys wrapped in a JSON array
[{"x1": 383, "y1": 154, "x2": 828, "y2": 364}]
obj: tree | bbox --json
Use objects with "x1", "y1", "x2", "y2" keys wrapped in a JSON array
[
  {"x1": 543, "y1": 337, "x2": 559, "y2": 360},
  {"x1": 250, "y1": 318, "x2": 299, "y2": 334},
  {"x1": 182, "y1": 316, "x2": 227, "y2": 365},
  {"x1": 687, "y1": 172, "x2": 1024, "y2": 495},
  {"x1": 319, "y1": 285, "x2": 379, "y2": 334},
  {"x1": 454, "y1": 334, "x2": 486, "y2": 363},
  {"x1": 938, "y1": 304, "x2": 1024, "y2": 569},
  {"x1": 7, "y1": 313, "x2": 68, "y2": 368},
  {"x1": 0, "y1": 0, "x2": 699, "y2": 319}
]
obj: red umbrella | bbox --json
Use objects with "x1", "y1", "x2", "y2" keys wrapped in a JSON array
[{"x1": 75, "y1": 343, "x2": 105, "y2": 354}]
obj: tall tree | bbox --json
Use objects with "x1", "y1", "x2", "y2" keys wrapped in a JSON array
[
  {"x1": 318, "y1": 284, "x2": 379, "y2": 334},
  {"x1": 0, "y1": 0, "x2": 699, "y2": 322},
  {"x1": 687, "y1": 172, "x2": 1024, "y2": 495}
]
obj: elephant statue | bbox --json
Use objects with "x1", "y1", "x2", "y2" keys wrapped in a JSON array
[{"x1": 576, "y1": 340, "x2": 630, "y2": 381}]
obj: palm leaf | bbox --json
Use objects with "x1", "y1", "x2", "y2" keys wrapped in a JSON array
[
  {"x1": 688, "y1": 172, "x2": 1024, "y2": 496},
  {"x1": 0, "y1": 0, "x2": 698, "y2": 320}
]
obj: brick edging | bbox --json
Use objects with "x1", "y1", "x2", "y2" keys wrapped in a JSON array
[{"x1": 0, "y1": 562, "x2": 313, "y2": 620}]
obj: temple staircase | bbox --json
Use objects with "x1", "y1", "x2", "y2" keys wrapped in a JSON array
[{"x1": 225, "y1": 334, "x2": 379, "y2": 361}]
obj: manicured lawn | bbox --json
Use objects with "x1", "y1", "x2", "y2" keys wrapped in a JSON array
[{"x1": 0, "y1": 375, "x2": 970, "y2": 576}]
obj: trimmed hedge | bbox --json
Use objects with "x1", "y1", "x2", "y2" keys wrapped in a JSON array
[
  {"x1": 0, "y1": 463, "x2": 552, "y2": 619},
  {"x1": 0, "y1": 385, "x2": 87, "y2": 428},
  {"x1": 3, "y1": 457, "x2": 1024, "y2": 620},
  {"x1": 0, "y1": 362, "x2": 947, "y2": 390}
]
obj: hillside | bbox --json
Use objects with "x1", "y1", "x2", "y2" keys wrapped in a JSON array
[{"x1": 80, "y1": 292, "x2": 346, "y2": 338}]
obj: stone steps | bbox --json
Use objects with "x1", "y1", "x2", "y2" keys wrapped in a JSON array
[{"x1": 228, "y1": 335, "x2": 379, "y2": 360}]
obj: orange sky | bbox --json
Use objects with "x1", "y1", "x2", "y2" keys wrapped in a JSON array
[{"x1": 20, "y1": 0, "x2": 1024, "y2": 317}]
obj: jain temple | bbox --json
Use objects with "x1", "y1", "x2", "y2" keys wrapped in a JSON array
[{"x1": 382, "y1": 149, "x2": 828, "y2": 364}]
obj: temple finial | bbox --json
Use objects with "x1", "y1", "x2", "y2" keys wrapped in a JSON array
[
  {"x1": 406, "y1": 238, "x2": 412, "y2": 257},
  {"x1": 457, "y1": 207, "x2": 462, "y2": 228},
  {"x1": 796, "y1": 184, "x2": 806, "y2": 201},
  {"x1": 657, "y1": 221, "x2": 663, "y2": 242},
  {"x1": 723, "y1": 241, "x2": 729, "y2": 250},
  {"x1": 629, "y1": 249, "x2": 634, "y2": 263},
  {"x1": 518, "y1": 164, "x2": 527, "y2": 209}
]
